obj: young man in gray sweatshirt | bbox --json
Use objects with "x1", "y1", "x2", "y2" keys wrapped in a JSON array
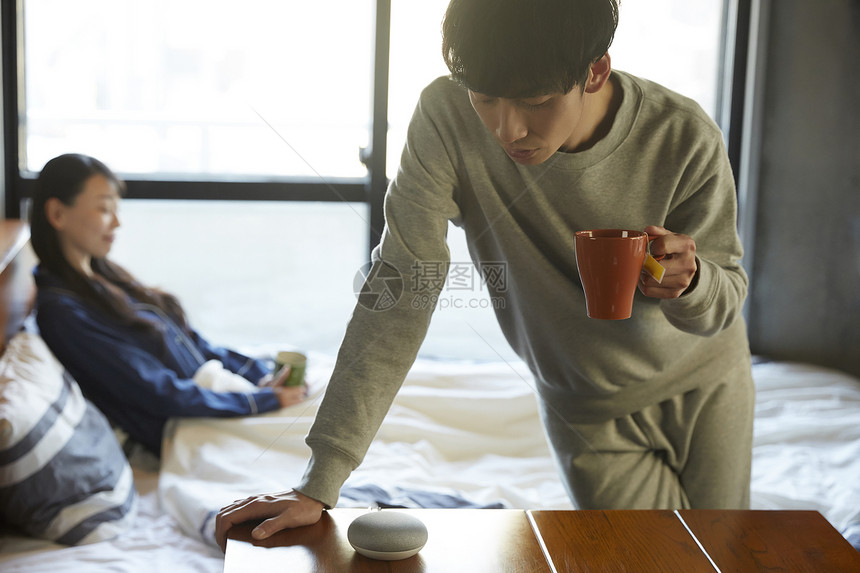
[{"x1": 216, "y1": 0, "x2": 754, "y2": 549}]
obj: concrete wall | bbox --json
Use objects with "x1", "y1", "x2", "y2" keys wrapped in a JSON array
[{"x1": 746, "y1": 0, "x2": 860, "y2": 376}]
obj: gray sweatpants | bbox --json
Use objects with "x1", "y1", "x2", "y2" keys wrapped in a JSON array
[{"x1": 539, "y1": 375, "x2": 755, "y2": 510}]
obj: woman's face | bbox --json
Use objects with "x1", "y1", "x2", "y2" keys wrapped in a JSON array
[{"x1": 51, "y1": 174, "x2": 121, "y2": 271}]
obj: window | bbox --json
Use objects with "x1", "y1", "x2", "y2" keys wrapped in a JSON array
[
  {"x1": 108, "y1": 200, "x2": 368, "y2": 352},
  {"x1": 22, "y1": 0, "x2": 374, "y2": 178},
  {"x1": 21, "y1": 0, "x2": 725, "y2": 181},
  {"x1": 8, "y1": 0, "x2": 730, "y2": 359}
]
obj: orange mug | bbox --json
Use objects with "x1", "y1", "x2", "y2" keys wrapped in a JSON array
[{"x1": 574, "y1": 229, "x2": 648, "y2": 320}]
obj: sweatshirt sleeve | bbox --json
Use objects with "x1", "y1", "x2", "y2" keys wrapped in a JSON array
[
  {"x1": 297, "y1": 81, "x2": 463, "y2": 508},
  {"x1": 36, "y1": 301, "x2": 282, "y2": 422},
  {"x1": 659, "y1": 129, "x2": 749, "y2": 336}
]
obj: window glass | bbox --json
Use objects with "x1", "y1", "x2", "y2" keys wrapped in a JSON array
[
  {"x1": 611, "y1": 0, "x2": 724, "y2": 116},
  {"x1": 387, "y1": 1, "x2": 452, "y2": 180},
  {"x1": 109, "y1": 201, "x2": 367, "y2": 354},
  {"x1": 23, "y1": 0, "x2": 374, "y2": 178}
]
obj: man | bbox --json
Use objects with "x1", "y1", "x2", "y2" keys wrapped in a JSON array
[{"x1": 216, "y1": 0, "x2": 753, "y2": 550}]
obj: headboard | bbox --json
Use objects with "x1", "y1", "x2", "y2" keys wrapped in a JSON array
[{"x1": 0, "y1": 219, "x2": 36, "y2": 354}]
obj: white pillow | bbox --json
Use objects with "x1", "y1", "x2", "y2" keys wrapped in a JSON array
[{"x1": 0, "y1": 332, "x2": 137, "y2": 545}]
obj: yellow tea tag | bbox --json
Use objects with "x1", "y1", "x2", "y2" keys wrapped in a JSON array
[{"x1": 643, "y1": 253, "x2": 665, "y2": 283}]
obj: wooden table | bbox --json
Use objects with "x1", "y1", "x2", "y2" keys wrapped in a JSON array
[{"x1": 224, "y1": 509, "x2": 860, "y2": 572}]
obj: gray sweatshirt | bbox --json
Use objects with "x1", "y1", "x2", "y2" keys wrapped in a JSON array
[{"x1": 298, "y1": 71, "x2": 752, "y2": 508}]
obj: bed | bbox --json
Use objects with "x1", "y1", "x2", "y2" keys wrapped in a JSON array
[{"x1": 1, "y1": 220, "x2": 858, "y2": 571}]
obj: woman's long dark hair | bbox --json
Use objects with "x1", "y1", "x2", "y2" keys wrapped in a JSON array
[{"x1": 31, "y1": 153, "x2": 189, "y2": 334}]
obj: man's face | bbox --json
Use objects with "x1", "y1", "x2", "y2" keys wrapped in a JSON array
[{"x1": 468, "y1": 87, "x2": 590, "y2": 165}]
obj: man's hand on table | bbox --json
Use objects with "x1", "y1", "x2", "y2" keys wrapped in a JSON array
[{"x1": 215, "y1": 489, "x2": 325, "y2": 552}]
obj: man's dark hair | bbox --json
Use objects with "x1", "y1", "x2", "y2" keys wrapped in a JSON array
[{"x1": 442, "y1": 0, "x2": 619, "y2": 98}]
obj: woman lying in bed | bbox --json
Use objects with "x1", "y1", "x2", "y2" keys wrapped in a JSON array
[{"x1": 29, "y1": 153, "x2": 306, "y2": 457}]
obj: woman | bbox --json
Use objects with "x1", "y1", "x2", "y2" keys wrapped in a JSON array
[{"x1": 31, "y1": 153, "x2": 306, "y2": 456}]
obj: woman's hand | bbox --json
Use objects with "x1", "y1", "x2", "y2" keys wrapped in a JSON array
[
  {"x1": 257, "y1": 364, "x2": 291, "y2": 388},
  {"x1": 639, "y1": 225, "x2": 699, "y2": 299},
  {"x1": 273, "y1": 383, "x2": 307, "y2": 408},
  {"x1": 215, "y1": 489, "x2": 325, "y2": 552},
  {"x1": 259, "y1": 365, "x2": 308, "y2": 407}
]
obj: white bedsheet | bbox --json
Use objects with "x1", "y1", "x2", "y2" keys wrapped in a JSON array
[
  {"x1": 0, "y1": 468, "x2": 223, "y2": 573},
  {"x1": 2, "y1": 357, "x2": 858, "y2": 571},
  {"x1": 748, "y1": 360, "x2": 860, "y2": 534},
  {"x1": 158, "y1": 354, "x2": 573, "y2": 546}
]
